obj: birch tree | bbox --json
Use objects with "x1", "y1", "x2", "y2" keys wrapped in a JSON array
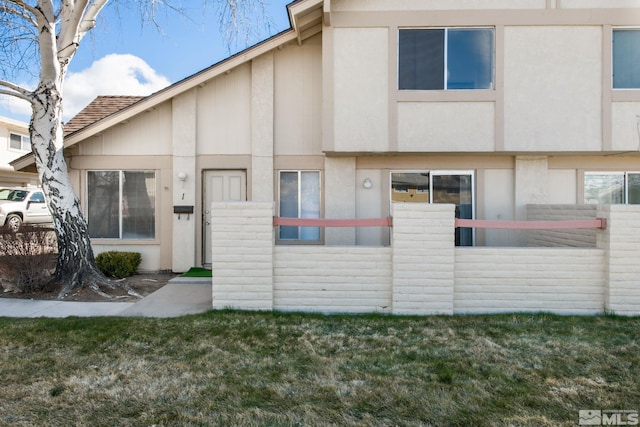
[{"x1": 0, "y1": 0, "x2": 267, "y2": 298}]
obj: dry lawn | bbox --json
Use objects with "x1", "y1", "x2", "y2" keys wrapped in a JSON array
[{"x1": 0, "y1": 311, "x2": 639, "y2": 426}]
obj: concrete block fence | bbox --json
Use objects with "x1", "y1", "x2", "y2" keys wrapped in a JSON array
[
  {"x1": 525, "y1": 204, "x2": 598, "y2": 247},
  {"x1": 211, "y1": 202, "x2": 640, "y2": 316}
]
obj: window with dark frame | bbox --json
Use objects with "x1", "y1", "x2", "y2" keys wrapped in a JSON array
[
  {"x1": 87, "y1": 170, "x2": 156, "y2": 239},
  {"x1": 399, "y1": 28, "x2": 495, "y2": 90},
  {"x1": 613, "y1": 29, "x2": 640, "y2": 89}
]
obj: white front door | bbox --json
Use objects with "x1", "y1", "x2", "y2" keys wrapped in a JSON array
[{"x1": 203, "y1": 170, "x2": 247, "y2": 265}]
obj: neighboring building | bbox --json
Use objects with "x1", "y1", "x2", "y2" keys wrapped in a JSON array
[
  {"x1": 11, "y1": 0, "x2": 640, "y2": 274},
  {"x1": 0, "y1": 116, "x2": 38, "y2": 187}
]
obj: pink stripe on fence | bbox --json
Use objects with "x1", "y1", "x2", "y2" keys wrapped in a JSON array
[
  {"x1": 454, "y1": 218, "x2": 607, "y2": 230},
  {"x1": 273, "y1": 217, "x2": 606, "y2": 229},
  {"x1": 273, "y1": 217, "x2": 393, "y2": 227}
]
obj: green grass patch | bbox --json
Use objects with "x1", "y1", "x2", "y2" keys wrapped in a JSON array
[
  {"x1": 0, "y1": 312, "x2": 639, "y2": 426},
  {"x1": 180, "y1": 267, "x2": 212, "y2": 277}
]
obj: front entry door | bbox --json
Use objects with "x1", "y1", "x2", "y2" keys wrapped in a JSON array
[{"x1": 203, "y1": 170, "x2": 247, "y2": 265}]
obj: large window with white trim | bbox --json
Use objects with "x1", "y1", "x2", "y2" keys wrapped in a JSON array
[
  {"x1": 399, "y1": 28, "x2": 494, "y2": 90},
  {"x1": 87, "y1": 170, "x2": 156, "y2": 239},
  {"x1": 584, "y1": 172, "x2": 640, "y2": 204},
  {"x1": 613, "y1": 29, "x2": 640, "y2": 89},
  {"x1": 278, "y1": 170, "x2": 321, "y2": 241}
]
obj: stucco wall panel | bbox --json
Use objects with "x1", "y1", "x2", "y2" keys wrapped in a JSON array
[
  {"x1": 82, "y1": 104, "x2": 172, "y2": 156},
  {"x1": 612, "y1": 102, "x2": 640, "y2": 151},
  {"x1": 398, "y1": 102, "x2": 495, "y2": 152},
  {"x1": 504, "y1": 26, "x2": 602, "y2": 152},
  {"x1": 333, "y1": 28, "x2": 389, "y2": 152},
  {"x1": 561, "y1": 0, "x2": 640, "y2": 8},
  {"x1": 480, "y1": 169, "x2": 515, "y2": 246},
  {"x1": 196, "y1": 63, "x2": 251, "y2": 155},
  {"x1": 274, "y1": 37, "x2": 323, "y2": 156},
  {"x1": 547, "y1": 169, "x2": 577, "y2": 204},
  {"x1": 356, "y1": 169, "x2": 387, "y2": 246}
]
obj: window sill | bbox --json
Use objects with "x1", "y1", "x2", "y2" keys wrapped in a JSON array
[
  {"x1": 275, "y1": 240, "x2": 324, "y2": 246},
  {"x1": 397, "y1": 89, "x2": 496, "y2": 103},
  {"x1": 612, "y1": 89, "x2": 640, "y2": 102},
  {"x1": 90, "y1": 239, "x2": 159, "y2": 245}
]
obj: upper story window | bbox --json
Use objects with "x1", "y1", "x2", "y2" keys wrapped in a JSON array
[
  {"x1": 9, "y1": 133, "x2": 30, "y2": 151},
  {"x1": 399, "y1": 28, "x2": 494, "y2": 91},
  {"x1": 613, "y1": 29, "x2": 640, "y2": 89}
]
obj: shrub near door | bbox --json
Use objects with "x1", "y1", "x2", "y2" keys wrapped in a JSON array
[{"x1": 96, "y1": 251, "x2": 142, "y2": 278}]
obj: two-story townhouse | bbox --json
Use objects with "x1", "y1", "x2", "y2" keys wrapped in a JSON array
[
  {"x1": 12, "y1": 0, "x2": 640, "y2": 273},
  {"x1": 0, "y1": 116, "x2": 38, "y2": 187}
]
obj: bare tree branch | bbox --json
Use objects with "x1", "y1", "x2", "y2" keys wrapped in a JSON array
[
  {"x1": 78, "y1": 0, "x2": 109, "y2": 34},
  {"x1": 3, "y1": 0, "x2": 41, "y2": 23},
  {"x1": 57, "y1": 0, "x2": 90, "y2": 59},
  {"x1": 58, "y1": 0, "x2": 109, "y2": 61},
  {"x1": 0, "y1": 78, "x2": 31, "y2": 97},
  {"x1": 212, "y1": 0, "x2": 272, "y2": 51},
  {"x1": 33, "y1": 1, "x2": 58, "y2": 81},
  {"x1": 0, "y1": 89, "x2": 31, "y2": 103}
]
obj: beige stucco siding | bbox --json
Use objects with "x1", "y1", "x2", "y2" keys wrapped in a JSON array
[
  {"x1": 612, "y1": 102, "x2": 640, "y2": 151},
  {"x1": 79, "y1": 103, "x2": 173, "y2": 156},
  {"x1": 196, "y1": 63, "x2": 252, "y2": 155},
  {"x1": 274, "y1": 35, "x2": 323, "y2": 156},
  {"x1": 561, "y1": 0, "x2": 640, "y2": 8},
  {"x1": 356, "y1": 168, "x2": 388, "y2": 246},
  {"x1": 333, "y1": 27, "x2": 389, "y2": 152},
  {"x1": 503, "y1": 26, "x2": 602, "y2": 152},
  {"x1": 331, "y1": 0, "x2": 546, "y2": 11},
  {"x1": 397, "y1": 102, "x2": 495, "y2": 152},
  {"x1": 547, "y1": 169, "x2": 577, "y2": 204},
  {"x1": 480, "y1": 169, "x2": 514, "y2": 246}
]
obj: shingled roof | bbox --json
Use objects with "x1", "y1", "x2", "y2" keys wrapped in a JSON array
[{"x1": 63, "y1": 95, "x2": 144, "y2": 136}]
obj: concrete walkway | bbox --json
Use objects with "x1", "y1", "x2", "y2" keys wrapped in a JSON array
[{"x1": 0, "y1": 277, "x2": 212, "y2": 318}]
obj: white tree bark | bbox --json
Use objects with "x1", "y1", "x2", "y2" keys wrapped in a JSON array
[
  {"x1": 0, "y1": 0, "x2": 264, "y2": 296},
  {"x1": 1, "y1": 0, "x2": 115, "y2": 296}
]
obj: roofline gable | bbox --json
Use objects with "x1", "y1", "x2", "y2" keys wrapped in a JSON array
[{"x1": 63, "y1": 0, "x2": 325, "y2": 147}]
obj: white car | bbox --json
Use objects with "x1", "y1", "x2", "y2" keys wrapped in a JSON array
[{"x1": 0, "y1": 187, "x2": 53, "y2": 232}]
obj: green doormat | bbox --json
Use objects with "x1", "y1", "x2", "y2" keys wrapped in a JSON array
[{"x1": 181, "y1": 267, "x2": 213, "y2": 277}]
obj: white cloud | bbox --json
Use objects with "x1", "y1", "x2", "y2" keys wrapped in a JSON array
[
  {"x1": 0, "y1": 88, "x2": 34, "y2": 122},
  {"x1": 0, "y1": 54, "x2": 169, "y2": 123},
  {"x1": 63, "y1": 53, "x2": 171, "y2": 121}
]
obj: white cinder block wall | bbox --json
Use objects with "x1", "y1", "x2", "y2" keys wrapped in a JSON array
[
  {"x1": 391, "y1": 203, "x2": 455, "y2": 315},
  {"x1": 598, "y1": 205, "x2": 640, "y2": 316},
  {"x1": 454, "y1": 248, "x2": 605, "y2": 315},
  {"x1": 526, "y1": 204, "x2": 598, "y2": 247},
  {"x1": 274, "y1": 246, "x2": 392, "y2": 313},
  {"x1": 210, "y1": 202, "x2": 274, "y2": 310},
  {"x1": 210, "y1": 202, "x2": 640, "y2": 316}
]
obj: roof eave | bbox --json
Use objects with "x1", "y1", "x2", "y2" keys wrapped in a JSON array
[{"x1": 9, "y1": 152, "x2": 35, "y2": 171}]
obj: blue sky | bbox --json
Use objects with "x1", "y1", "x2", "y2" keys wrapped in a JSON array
[{"x1": 0, "y1": 0, "x2": 292, "y2": 123}]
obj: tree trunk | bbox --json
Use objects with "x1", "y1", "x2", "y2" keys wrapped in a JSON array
[{"x1": 30, "y1": 81, "x2": 112, "y2": 298}]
